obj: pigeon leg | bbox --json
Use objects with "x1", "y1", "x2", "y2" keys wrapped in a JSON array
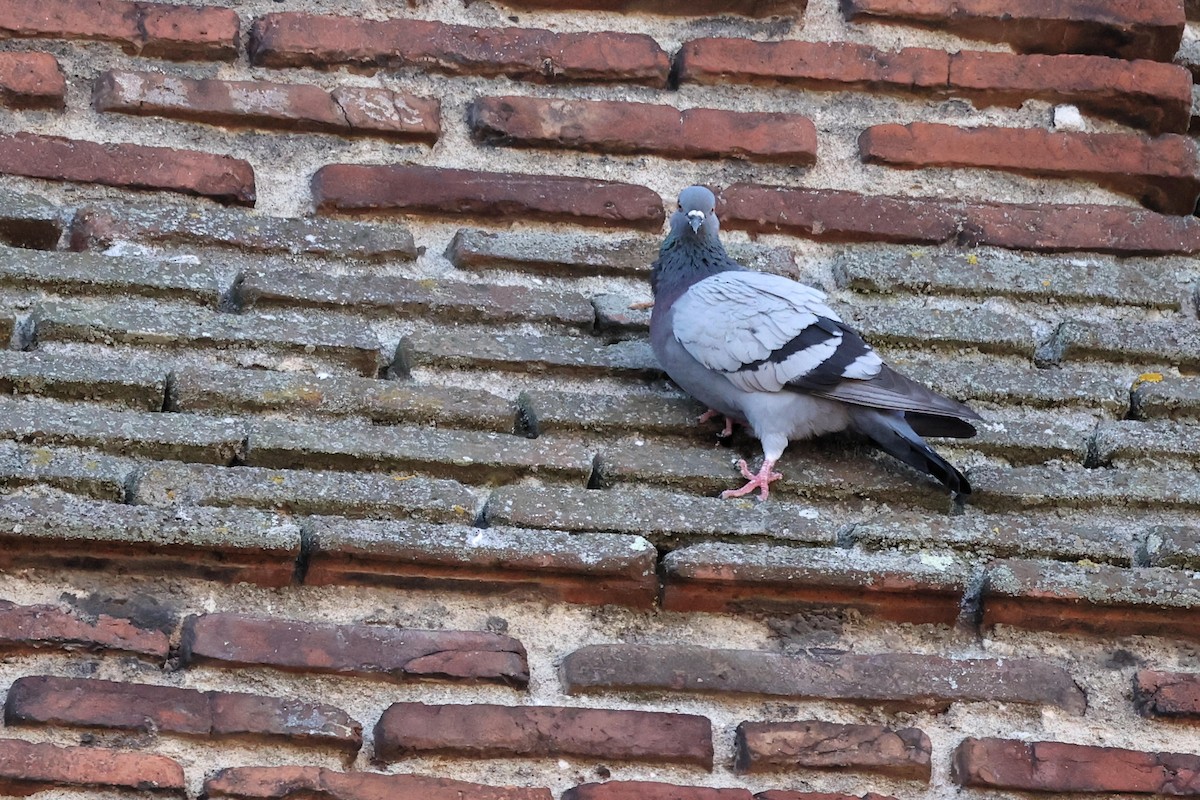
[
  {"x1": 698, "y1": 409, "x2": 737, "y2": 438},
  {"x1": 720, "y1": 458, "x2": 782, "y2": 501}
]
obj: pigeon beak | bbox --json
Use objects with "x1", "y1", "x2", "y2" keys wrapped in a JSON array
[{"x1": 687, "y1": 210, "x2": 704, "y2": 232}]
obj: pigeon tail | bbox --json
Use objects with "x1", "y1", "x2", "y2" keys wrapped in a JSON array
[{"x1": 849, "y1": 407, "x2": 971, "y2": 496}]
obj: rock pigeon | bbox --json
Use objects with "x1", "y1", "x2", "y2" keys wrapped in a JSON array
[{"x1": 649, "y1": 186, "x2": 981, "y2": 500}]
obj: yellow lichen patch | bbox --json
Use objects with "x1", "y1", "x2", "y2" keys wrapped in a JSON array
[
  {"x1": 418, "y1": 278, "x2": 438, "y2": 290},
  {"x1": 452, "y1": 504, "x2": 469, "y2": 516},
  {"x1": 392, "y1": 473, "x2": 417, "y2": 482},
  {"x1": 965, "y1": 254, "x2": 978, "y2": 265},
  {"x1": 269, "y1": 475, "x2": 286, "y2": 485},
  {"x1": 1131, "y1": 372, "x2": 1164, "y2": 391},
  {"x1": 29, "y1": 449, "x2": 53, "y2": 467}
]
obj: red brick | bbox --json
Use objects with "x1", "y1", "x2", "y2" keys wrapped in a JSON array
[
  {"x1": 250, "y1": 12, "x2": 669, "y2": 87},
  {"x1": 562, "y1": 645, "x2": 1087, "y2": 713},
  {"x1": 0, "y1": 738, "x2": 183, "y2": 795},
  {"x1": 94, "y1": 70, "x2": 440, "y2": 142},
  {"x1": 718, "y1": 182, "x2": 1200, "y2": 255},
  {"x1": 949, "y1": 50, "x2": 1191, "y2": 134},
  {"x1": 662, "y1": 543, "x2": 968, "y2": 624},
  {"x1": 953, "y1": 736, "x2": 1200, "y2": 794},
  {"x1": 757, "y1": 794, "x2": 898, "y2": 800},
  {"x1": 861, "y1": 122, "x2": 1200, "y2": 214},
  {"x1": 735, "y1": 720, "x2": 931, "y2": 780},
  {"x1": 1135, "y1": 670, "x2": 1200, "y2": 718},
  {"x1": 313, "y1": 164, "x2": 664, "y2": 230},
  {"x1": 677, "y1": 38, "x2": 950, "y2": 93},
  {"x1": 0, "y1": 52, "x2": 65, "y2": 110},
  {"x1": 5, "y1": 675, "x2": 362, "y2": 753},
  {"x1": 983, "y1": 558, "x2": 1200, "y2": 639},
  {"x1": 0, "y1": 132, "x2": 255, "y2": 205},
  {"x1": 205, "y1": 766, "x2": 552, "y2": 800},
  {"x1": 0, "y1": 0, "x2": 238, "y2": 61},
  {"x1": 0, "y1": 599, "x2": 168, "y2": 659},
  {"x1": 180, "y1": 612, "x2": 529, "y2": 687},
  {"x1": 492, "y1": 0, "x2": 803, "y2": 17},
  {"x1": 677, "y1": 38, "x2": 1191, "y2": 134},
  {"x1": 375, "y1": 702, "x2": 712, "y2": 767},
  {"x1": 565, "y1": 783, "x2": 752, "y2": 800},
  {"x1": 846, "y1": 0, "x2": 1183, "y2": 61},
  {"x1": 470, "y1": 96, "x2": 816, "y2": 164}
]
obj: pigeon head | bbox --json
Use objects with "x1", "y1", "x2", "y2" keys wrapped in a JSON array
[{"x1": 670, "y1": 185, "x2": 719, "y2": 240}]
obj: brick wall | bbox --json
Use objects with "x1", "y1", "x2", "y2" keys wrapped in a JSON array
[{"x1": 2, "y1": 0, "x2": 1200, "y2": 798}]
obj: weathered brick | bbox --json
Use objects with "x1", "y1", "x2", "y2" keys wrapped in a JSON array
[
  {"x1": 834, "y1": 247, "x2": 1181, "y2": 309},
  {"x1": 170, "y1": 366, "x2": 515, "y2": 432},
  {"x1": 518, "y1": 388, "x2": 702, "y2": 437},
  {"x1": 448, "y1": 228, "x2": 795, "y2": 278},
  {"x1": 0, "y1": 738, "x2": 183, "y2": 795},
  {"x1": 953, "y1": 737, "x2": 1200, "y2": 794},
  {"x1": 887, "y1": 353, "x2": 1131, "y2": 414},
  {"x1": 1041, "y1": 318, "x2": 1200, "y2": 370},
  {"x1": 0, "y1": 441, "x2": 135, "y2": 501},
  {"x1": 735, "y1": 720, "x2": 931, "y2": 780},
  {"x1": 1142, "y1": 525, "x2": 1200, "y2": 569},
  {"x1": 0, "y1": 350, "x2": 166, "y2": 410},
  {"x1": 719, "y1": 183, "x2": 1200, "y2": 255},
  {"x1": 246, "y1": 418, "x2": 592, "y2": 483},
  {"x1": 376, "y1": 702, "x2": 712, "y2": 766},
  {"x1": 0, "y1": 0, "x2": 239, "y2": 60},
  {"x1": 238, "y1": 269, "x2": 595, "y2": 329},
  {"x1": 0, "y1": 396, "x2": 244, "y2": 464},
  {"x1": 956, "y1": 409, "x2": 1095, "y2": 465},
  {"x1": 562, "y1": 644, "x2": 1086, "y2": 712},
  {"x1": 33, "y1": 299, "x2": 383, "y2": 376},
  {"x1": 397, "y1": 328, "x2": 661, "y2": 380},
  {"x1": 845, "y1": 0, "x2": 1184, "y2": 62},
  {"x1": 861, "y1": 123, "x2": 1200, "y2": 214},
  {"x1": 757, "y1": 793, "x2": 897, "y2": 800},
  {"x1": 493, "y1": 0, "x2": 802, "y2": 17},
  {"x1": 0, "y1": 51, "x2": 64, "y2": 109},
  {"x1": 180, "y1": 612, "x2": 529, "y2": 686},
  {"x1": 565, "y1": 784, "x2": 750, "y2": 800},
  {"x1": 0, "y1": 598, "x2": 168, "y2": 659},
  {"x1": 663, "y1": 542, "x2": 970, "y2": 623},
  {"x1": 1, "y1": 244, "x2": 228, "y2": 305},
  {"x1": 849, "y1": 513, "x2": 1134, "y2": 566},
  {"x1": 205, "y1": 767, "x2": 551, "y2": 800},
  {"x1": 1132, "y1": 374, "x2": 1200, "y2": 420},
  {"x1": 306, "y1": 517, "x2": 658, "y2": 608},
  {"x1": 948, "y1": 50, "x2": 1192, "y2": 134},
  {"x1": 94, "y1": 70, "x2": 440, "y2": 142},
  {"x1": 471, "y1": 96, "x2": 817, "y2": 164},
  {"x1": 486, "y1": 484, "x2": 836, "y2": 548},
  {"x1": 1094, "y1": 419, "x2": 1200, "y2": 467},
  {"x1": 0, "y1": 493, "x2": 301, "y2": 586},
  {"x1": 984, "y1": 558, "x2": 1200, "y2": 638},
  {"x1": 1135, "y1": 669, "x2": 1200, "y2": 718},
  {"x1": 0, "y1": 191, "x2": 68, "y2": 249},
  {"x1": 313, "y1": 165, "x2": 664, "y2": 231},
  {"x1": 0, "y1": 132, "x2": 254, "y2": 205},
  {"x1": 250, "y1": 12, "x2": 669, "y2": 86},
  {"x1": 6, "y1": 675, "x2": 362, "y2": 752},
  {"x1": 969, "y1": 464, "x2": 1200, "y2": 511},
  {"x1": 133, "y1": 461, "x2": 481, "y2": 522},
  {"x1": 70, "y1": 201, "x2": 417, "y2": 261},
  {"x1": 597, "y1": 438, "x2": 955, "y2": 510}
]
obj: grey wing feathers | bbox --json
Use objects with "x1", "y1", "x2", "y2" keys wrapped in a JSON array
[
  {"x1": 672, "y1": 272, "x2": 884, "y2": 394},
  {"x1": 811, "y1": 363, "x2": 981, "y2": 432}
]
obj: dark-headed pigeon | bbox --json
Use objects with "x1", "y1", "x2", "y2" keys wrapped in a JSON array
[{"x1": 649, "y1": 186, "x2": 981, "y2": 500}]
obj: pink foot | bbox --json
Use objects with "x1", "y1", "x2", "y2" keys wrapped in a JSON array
[
  {"x1": 720, "y1": 458, "x2": 782, "y2": 501},
  {"x1": 697, "y1": 409, "x2": 736, "y2": 438}
]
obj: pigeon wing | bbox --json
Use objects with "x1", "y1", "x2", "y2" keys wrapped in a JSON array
[{"x1": 671, "y1": 271, "x2": 884, "y2": 394}]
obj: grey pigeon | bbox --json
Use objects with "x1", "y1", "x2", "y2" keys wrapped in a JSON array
[{"x1": 649, "y1": 186, "x2": 981, "y2": 500}]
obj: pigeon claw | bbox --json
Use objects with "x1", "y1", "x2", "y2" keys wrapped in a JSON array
[
  {"x1": 720, "y1": 458, "x2": 782, "y2": 501},
  {"x1": 698, "y1": 409, "x2": 736, "y2": 438}
]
